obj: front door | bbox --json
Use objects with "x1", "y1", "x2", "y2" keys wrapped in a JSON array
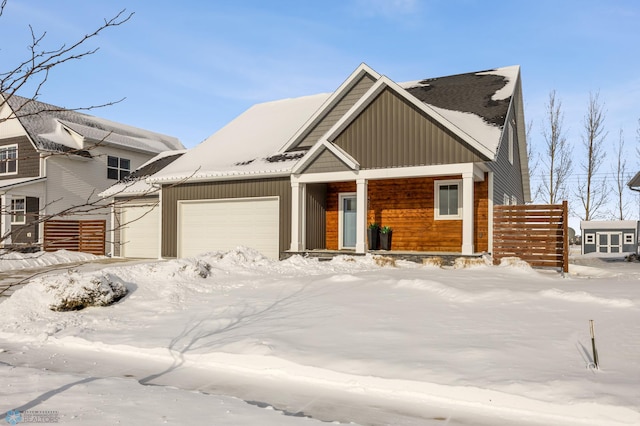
[
  {"x1": 339, "y1": 193, "x2": 357, "y2": 249},
  {"x1": 597, "y1": 232, "x2": 622, "y2": 254}
]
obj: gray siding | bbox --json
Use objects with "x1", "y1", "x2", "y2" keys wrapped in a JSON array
[
  {"x1": 582, "y1": 226, "x2": 638, "y2": 254},
  {"x1": 0, "y1": 136, "x2": 40, "y2": 179},
  {"x1": 305, "y1": 183, "x2": 326, "y2": 249},
  {"x1": 161, "y1": 178, "x2": 291, "y2": 258},
  {"x1": 333, "y1": 89, "x2": 486, "y2": 169},
  {"x1": 293, "y1": 74, "x2": 376, "y2": 149},
  {"x1": 301, "y1": 148, "x2": 353, "y2": 174},
  {"x1": 487, "y1": 93, "x2": 524, "y2": 205}
]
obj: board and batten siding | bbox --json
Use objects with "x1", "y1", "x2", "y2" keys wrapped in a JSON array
[
  {"x1": 487, "y1": 82, "x2": 525, "y2": 205},
  {"x1": 292, "y1": 74, "x2": 377, "y2": 150},
  {"x1": 305, "y1": 183, "x2": 327, "y2": 250},
  {"x1": 300, "y1": 148, "x2": 353, "y2": 174},
  {"x1": 0, "y1": 135, "x2": 40, "y2": 179},
  {"x1": 161, "y1": 178, "x2": 291, "y2": 258},
  {"x1": 332, "y1": 89, "x2": 487, "y2": 170}
]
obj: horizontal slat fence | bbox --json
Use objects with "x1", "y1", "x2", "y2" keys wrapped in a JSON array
[
  {"x1": 44, "y1": 220, "x2": 106, "y2": 256},
  {"x1": 493, "y1": 201, "x2": 568, "y2": 273}
]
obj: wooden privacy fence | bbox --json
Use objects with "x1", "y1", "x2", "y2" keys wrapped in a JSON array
[
  {"x1": 493, "y1": 201, "x2": 568, "y2": 273},
  {"x1": 44, "y1": 220, "x2": 106, "y2": 256}
]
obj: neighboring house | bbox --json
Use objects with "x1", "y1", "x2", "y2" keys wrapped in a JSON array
[
  {"x1": 581, "y1": 220, "x2": 639, "y2": 255},
  {"x1": 100, "y1": 150, "x2": 185, "y2": 258},
  {"x1": 0, "y1": 94, "x2": 184, "y2": 252},
  {"x1": 149, "y1": 63, "x2": 530, "y2": 260}
]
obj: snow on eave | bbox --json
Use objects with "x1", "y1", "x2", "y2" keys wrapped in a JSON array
[
  {"x1": 99, "y1": 180, "x2": 159, "y2": 198},
  {"x1": 581, "y1": 220, "x2": 639, "y2": 230},
  {"x1": 148, "y1": 169, "x2": 293, "y2": 185}
]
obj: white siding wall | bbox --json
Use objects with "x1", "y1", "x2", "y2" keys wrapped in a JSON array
[{"x1": 44, "y1": 145, "x2": 156, "y2": 241}]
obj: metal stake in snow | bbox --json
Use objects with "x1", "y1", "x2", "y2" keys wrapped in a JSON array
[{"x1": 589, "y1": 320, "x2": 599, "y2": 369}]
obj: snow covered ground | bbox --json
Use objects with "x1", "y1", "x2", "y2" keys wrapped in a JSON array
[{"x1": 0, "y1": 248, "x2": 639, "y2": 425}]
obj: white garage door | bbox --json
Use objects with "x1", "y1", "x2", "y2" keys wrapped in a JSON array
[
  {"x1": 120, "y1": 203, "x2": 160, "y2": 258},
  {"x1": 178, "y1": 197, "x2": 279, "y2": 259}
]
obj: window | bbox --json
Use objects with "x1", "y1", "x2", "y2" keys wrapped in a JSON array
[
  {"x1": 624, "y1": 233, "x2": 635, "y2": 244},
  {"x1": 503, "y1": 194, "x2": 510, "y2": 205},
  {"x1": 0, "y1": 145, "x2": 18, "y2": 175},
  {"x1": 511, "y1": 195, "x2": 518, "y2": 205},
  {"x1": 585, "y1": 234, "x2": 594, "y2": 244},
  {"x1": 107, "y1": 156, "x2": 131, "y2": 180},
  {"x1": 11, "y1": 197, "x2": 26, "y2": 224},
  {"x1": 508, "y1": 120, "x2": 515, "y2": 164},
  {"x1": 435, "y1": 180, "x2": 461, "y2": 219}
]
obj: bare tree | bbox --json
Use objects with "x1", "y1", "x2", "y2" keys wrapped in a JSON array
[
  {"x1": 0, "y1": 1, "x2": 135, "y2": 254},
  {"x1": 538, "y1": 90, "x2": 572, "y2": 204},
  {"x1": 611, "y1": 129, "x2": 630, "y2": 219},
  {"x1": 575, "y1": 91, "x2": 608, "y2": 220},
  {"x1": 0, "y1": 1, "x2": 133, "y2": 119}
]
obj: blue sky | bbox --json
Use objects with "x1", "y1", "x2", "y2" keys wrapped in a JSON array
[{"x1": 2, "y1": 1, "x2": 640, "y2": 218}]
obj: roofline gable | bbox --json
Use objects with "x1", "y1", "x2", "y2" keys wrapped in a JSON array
[
  {"x1": 278, "y1": 63, "x2": 382, "y2": 153},
  {"x1": 292, "y1": 140, "x2": 360, "y2": 174},
  {"x1": 319, "y1": 76, "x2": 496, "y2": 160}
]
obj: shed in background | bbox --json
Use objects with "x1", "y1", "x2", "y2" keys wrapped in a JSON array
[{"x1": 580, "y1": 220, "x2": 639, "y2": 255}]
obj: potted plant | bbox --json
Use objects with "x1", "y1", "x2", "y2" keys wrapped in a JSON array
[
  {"x1": 380, "y1": 226, "x2": 393, "y2": 250},
  {"x1": 367, "y1": 222, "x2": 380, "y2": 250}
]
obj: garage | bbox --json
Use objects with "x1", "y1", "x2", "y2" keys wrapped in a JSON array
[
  {"x1": 120, "y1": 203, "x2": 160, "y2": 258},
  {"x1": 178, "y1": 197, "x2": 280, "y2": 259}
]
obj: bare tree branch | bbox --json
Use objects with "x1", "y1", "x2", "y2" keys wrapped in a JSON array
[
  {"x1": 538, "y1": 90, "x2": 572, "y2": 204},
  {"x1": 575, "y1": 91, "x2": 609, "y2": 220}
]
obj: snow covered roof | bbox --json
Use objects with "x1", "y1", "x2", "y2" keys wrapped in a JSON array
[
  {"x1": 0, "y1": 176, "x2": 46, "y2": 191},
  {"x1": 100, "y1": 150, "x2": 186, "y2": 198},
  {"x1": 3, "y1": 94, "x2": 184, "y2": 156},
  {"x1": 150, "y1": 64, "x2": 522, "y2": 184},
  {"x1": 149, "y1": 93, "x2": 330, "y2": 183},
  {"x1": 581, "y1": 220, "x2": 639, "y2": 230},
  {"x1": 400, "y1": 65, "x2": 519, "y2": 156}
]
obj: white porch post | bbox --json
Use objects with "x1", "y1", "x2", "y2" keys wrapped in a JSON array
[
  {"x1": 355, "y1": 178, "x2": 367, "y2": 253},
  {"x1": 1, "y1": 193, "x2": 11, "y2": 247},
  {"x1": 462, "y1": 172, "x2": 474, "y2": 255},
  {"x1": 290, "y1": 181, "x2": 305, "y2": 252}
]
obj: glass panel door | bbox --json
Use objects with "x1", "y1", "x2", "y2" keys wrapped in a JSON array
[{"x1": 342, "y1": 196, "x2": 357, "y2": 248}]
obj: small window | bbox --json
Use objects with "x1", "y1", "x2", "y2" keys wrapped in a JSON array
[
  {"x1": 585, "y1": 234, "x2": 594, "y2": 244},
  {"x1": 624, "y1": 233, "x2": 635, "y2": 244},
  {"x1": 508, "y1": 120, "x2": 515, "y2": 164},
  {"x1": 107, "y1": 156, "x2": 131, "y2": 180},
  {"x1": 11, "y1": 197, "x2": 26, "y2": 224},
  {"x1": 503, "y1": 194, "x2": 510, "y2": 205},
  {"x1": 0, "y1": 145, "x2": 18, "y2": 175},
  {"x1": 511, "y1": 195, "x2": 517, "y2": 205},
  {"x1": 435, "y1": 180, "x2": 462, "y2": 219}
]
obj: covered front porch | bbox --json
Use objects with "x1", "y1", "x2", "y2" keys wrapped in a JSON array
[{"x1": 289, "y1": 163, "x2": 491, "y2": 257}]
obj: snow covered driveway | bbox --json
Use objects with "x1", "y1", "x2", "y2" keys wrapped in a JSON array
[{"x1": 1, "y1": 249, "x2": 639, "y2": 425}]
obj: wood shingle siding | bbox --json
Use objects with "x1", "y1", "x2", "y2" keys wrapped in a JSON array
[
  {"x1": 325, "y1": 176, "x2": 489, "y2": 252},
  {"x1": 161, "y1": 178, "x2": 291, "y2": 258},
  {"x1": 333, "y1": 89, "x2": 487, "y2": 170},
  {"x1": 294, "y1": 74, "x2": 376, "y2": 149}
]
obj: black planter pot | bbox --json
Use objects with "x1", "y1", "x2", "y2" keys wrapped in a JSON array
[
  {"x1": 367, "y1": 228, "x2": 380, "y2": 250},
  {"x1": 380, "y1": 231, "x2": 393, "y2": 250}
]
